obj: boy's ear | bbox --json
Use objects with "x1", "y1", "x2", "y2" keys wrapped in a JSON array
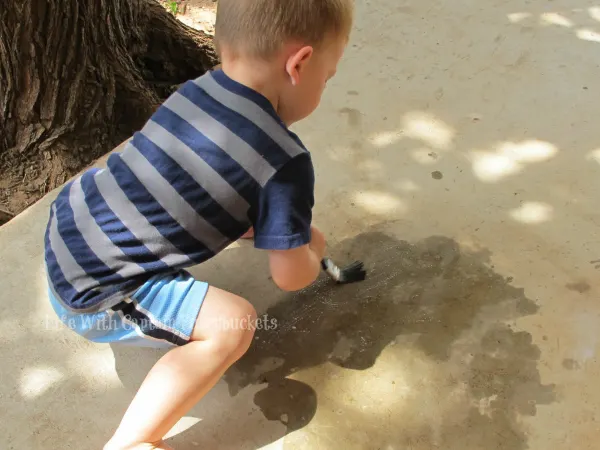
[{"x1": 285, "y1": 46, "x2": 314, "y2": 86}]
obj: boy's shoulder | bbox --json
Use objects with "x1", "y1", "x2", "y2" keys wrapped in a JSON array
[{"x1": 148, "y1": 69, "x2": 311, "y2": 182}]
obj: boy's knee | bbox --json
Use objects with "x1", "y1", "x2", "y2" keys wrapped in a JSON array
[{"x1": 215, "y1": 301, "x2": 257, "y2": 360}]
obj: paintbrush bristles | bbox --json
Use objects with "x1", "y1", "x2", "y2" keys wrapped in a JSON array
[
  {"x1": 338, "y1": 260, "x2": 367, "y2": 284},
  {"x1": 322, "y1": 258, "x2": 367, "y2": 284}
]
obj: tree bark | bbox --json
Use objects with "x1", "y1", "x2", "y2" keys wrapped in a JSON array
[{"x1": 0, "y1": 0, "x2": 218, "y2": 224}]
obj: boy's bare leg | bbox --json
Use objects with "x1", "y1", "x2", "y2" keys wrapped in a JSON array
[
  {"x1": 241, "y1": 227, "x2": 254, "y2": 239},
  {"x1": 105, "y1": 287, "x2": 257, "y2": 450}
]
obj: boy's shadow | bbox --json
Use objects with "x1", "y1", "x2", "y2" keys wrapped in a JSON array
[{"x1": 112, "y1": 229, "x2": 550, "y2": 449}]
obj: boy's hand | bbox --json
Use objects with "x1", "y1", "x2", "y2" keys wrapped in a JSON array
[{"x1": 266, "y1": 226, "x2": 327, "y2": 292}]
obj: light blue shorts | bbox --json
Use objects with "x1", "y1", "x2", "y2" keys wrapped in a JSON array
[{"x1": 48, "y1": 270, "x2": 209, "y2": 348}]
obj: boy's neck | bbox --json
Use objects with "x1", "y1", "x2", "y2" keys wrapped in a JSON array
[{"x1": 220, "y1": 58, "x2": 287, "y2": 125}]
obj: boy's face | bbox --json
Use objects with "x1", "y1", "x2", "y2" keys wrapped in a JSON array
[{"x1": 279, "y1": 35, "x2": 348, "y2": 125}]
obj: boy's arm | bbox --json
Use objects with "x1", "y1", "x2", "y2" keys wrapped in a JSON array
[
  {"x1": 251, "y1": 153, "x2": 319, "y2": 292},
  {"x1": 267, "y1": 225, "x2": 326, "y2": 292}
]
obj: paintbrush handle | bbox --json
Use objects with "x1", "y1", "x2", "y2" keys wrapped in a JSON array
[{"x1": 321, "y1": 258, "x2": 342, "y2": 282}]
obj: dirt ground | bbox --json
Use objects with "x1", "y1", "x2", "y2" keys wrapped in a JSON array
[{"x1": 159, "y1": 0, "x2": 217, "y2": 35}]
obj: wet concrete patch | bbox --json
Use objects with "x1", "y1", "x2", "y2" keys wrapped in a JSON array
[
  {"x1": 339, "y1": 107, "x2": 362, "y2": 128},
  {"x1": 563, "y1": 358, "x2": 581, "y2": 370},
  {"x1": 253, "y1": 379, "x2": 317, "y2": 432},
  {"x1": 566, "y1": 281, "x2": 591, "y2": 293},
  {"x1": 225, "y1": 231, "x2": 555, "y2": 448}
]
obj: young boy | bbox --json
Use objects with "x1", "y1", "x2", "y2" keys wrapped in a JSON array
[{"x1": 44, "y1": 0, "x2": 353, "y2": 448}]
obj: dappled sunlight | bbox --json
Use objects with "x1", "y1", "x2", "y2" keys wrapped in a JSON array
[
  {"x1": 476, "y1": 394, "x2": 499, "y2": 418},
  {"x1": 369, "y1": 131, "x2": 403, "y2": 148},
  {"x1": 502, "y1": 140, "x2": 558, "y2": 163},
  {"x1": 317, "y1": 345, "x2": 445, "y2": 414},
  {"x1": 507, "y1": 9, "x2": 600, "y2": 44},
  {"x1": 226, "y1": 240, "x2": 242, "y2": 250},
  {"x1": 510, "y1": 201, "x2": 554, "y2": 224},
  {"x1": 402, "y1": 112, "x2": 454, "y2": 150},
  {"x1": 393, "y1": 180, "x2": 421, "y2": 193},
  {"x1": 508, "y1": 12, "x2": 532, "y2": 23},
  {"x1": 577, "y1": 28, "x2": 600, "y2": 42},
  {"x1": 321, "y1": 356, "x2": 412, "y2": 412},
  {"x1": 315, "y1": 343, "x2": 472, "y2": 432},
  {"x1": 455, "y1": 236, "x2": 490, "y2": 255},
  {"x1": 586, "y1": 148, "x2": 600, "y2": 164},
  {"x1": 19, "y1": 366, "x2": 64, "y2": 399},
  {"x1": 365, "y1": 113, "x2": 454, "y2": 164},
  {"x1": 164, "y1": 416, "x2": 203, "y2": 440},
  {"x1": 353, "y1": 191, "x2": 407, "y2": 215},
  {"x1": 469, "y1": 140, "x2": 557, "y2": 183},
  {"x1": 470, "y1": 151, "x2": 522, "y2": 182},
  {"x1": 176, "y1": 4, "x2": 216, "y2": 35},
  {"x1": 540, "y1": 13, "x2": 573, "y2": 28}
]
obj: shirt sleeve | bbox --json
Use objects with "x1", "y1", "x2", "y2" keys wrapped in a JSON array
[{"x1": 251, "y1": 153, "x2": 315, "y2": 250}]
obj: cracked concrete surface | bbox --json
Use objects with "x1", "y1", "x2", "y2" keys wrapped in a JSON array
[{"x1": 2, "y1": 0, "x2": 600, "y2": 448}]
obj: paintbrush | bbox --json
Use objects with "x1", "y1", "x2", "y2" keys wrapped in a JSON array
[{"x1": 321, "y1": 257, "x2": 367, "y2": 284}]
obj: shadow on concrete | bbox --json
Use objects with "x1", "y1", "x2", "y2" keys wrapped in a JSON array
[{"x1": 112, "y1": 228, "x2": 555, "y2": 449}]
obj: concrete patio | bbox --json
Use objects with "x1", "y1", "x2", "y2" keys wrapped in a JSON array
[{"x1": 2, "y1": 0, "x2": 600, "y2": 448}]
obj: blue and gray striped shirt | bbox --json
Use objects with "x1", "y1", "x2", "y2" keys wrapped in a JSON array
[{"x1": 44, "y1": 70, "x2": 315, "y2": 312}]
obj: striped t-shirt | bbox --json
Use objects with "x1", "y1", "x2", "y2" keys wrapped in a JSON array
[{"x1": 44, "y1": 69, "x2": 315, "y2": 312}]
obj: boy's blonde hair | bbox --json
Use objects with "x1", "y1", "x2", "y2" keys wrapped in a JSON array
[{"x1": 214, "y1": 0, "x2": 354, "y2": 58}]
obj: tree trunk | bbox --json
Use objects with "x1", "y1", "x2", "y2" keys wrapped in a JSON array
[{"x1": 0, "y1": 0, "x2": 219, "y2": 224}]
